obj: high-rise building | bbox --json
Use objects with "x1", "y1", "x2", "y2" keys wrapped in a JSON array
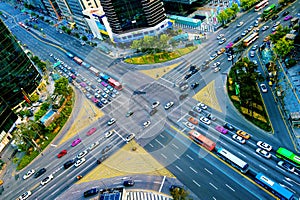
[
  {"x1": 41, "y1": 0, "x2": 62, "y2": 19},
  {"x1": 0, "y1": 19, "x2": 42, "y2": 142}
]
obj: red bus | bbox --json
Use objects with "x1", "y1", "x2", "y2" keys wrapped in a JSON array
[
  {"x1": 255, "y1": 0, "x2": 269, "y2": 11},
  {"x1": 73, "y1": 56, "x2": 83, "y2": 65},
  {"x1": 108, "y1": 78, "x2": 123, "y2": 90},
  {"x1": 188, "y1": 130, "x2": 216, "y2": 151}
]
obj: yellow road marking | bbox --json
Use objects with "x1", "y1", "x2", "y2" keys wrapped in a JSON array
[{"x1": 139, "y1": 62, "x2": 182, "y2": 80}]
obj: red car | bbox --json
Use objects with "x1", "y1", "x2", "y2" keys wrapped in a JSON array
[
  {"x1": 86, "y1": 128, "x2": 97, "y2": 136},
  {"x1": 57, "y1": 149, "x2": 67, "y2": 158}
]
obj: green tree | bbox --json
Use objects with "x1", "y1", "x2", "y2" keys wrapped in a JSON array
[
  {"x1": 269, "y1": 25, "x2": 291, "y2": 43},
  {"x1": 231, "y1": 3, "x2": 240, "y2": 15},
  {"x1": 54, "y1": 77, "x2": 70, "y2": 96},
  {"x1": 217, "y1": 11, "x2": 228, "y2": 25},
  {"x1": 225, "y1": 8, "x2": 235, "y2": 19},
  {"x1": 66, "y1": 29, "x2": 71, "y2": 34},
  {"x1": 33, "y1": 24, "x2": 38, "y2": 29},
  {"x1": 171, "y1": 188, "x2": 190, "y2": 200},
  {"x1": 81, "y1": 35, "x2": 88, "y2": 41},
  {"x1": 130, "y1": 39, "x2": 142, "y2": 52},
  {"x1": 158, "y1": 34, "x2": 170, "y2": 51},
  {"x1": 142, "y1": 35, "x2": 155, "y2": 52},
  {"x1": 61, "y1": 26, "x2": 67, "y2": 31},
  {"x1": 74, "y1": 33, "x2": 80, "y2": 38},
  {"x1": 30, "y1": 93, "x2": 39, "y2": 102},
  {"x1": 273, "y1": 37, "x2": 294, "y2": 59}
]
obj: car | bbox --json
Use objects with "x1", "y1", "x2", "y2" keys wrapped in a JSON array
[
  {"x1": 96, "y1": 102, "x2": 103, "y2": 108},
  {"x1": 71, "y1": 138, "x2": 82, "y2": 147},
  {"x1": 63, "y1": 160, "x2": 75, "y2": 169},
  {"x1": 188, "y1": 117, "x2": 198, "y2": 125},
  {"x1": 237, "y1": 21, "x2": 244, "y2": 27},
  {"x1": 23, "y1": 169, "x2": 35, "y2": 180},
  {"x1": 101, "y1": 92, "x2": 108, "y2": 98},
  {"x1": 213, "y1": 67, "x2": 220, "y2": 72},
  {"x1": 215, "y1": 125, "x2": 228, "y2": 134},
  {"x1": 228, "y1": 54, "x2": 236, "y2": 61},
  {"x1": 126, "y1": 133, "x2": 136, "y2": 142},
  {"x1": 191, "y1": 82, "x2": 199, "y2": 89},
  {"x1": 107, "y1": 85, "x2": 114, "y2": 91},
  {"x1": 206, "y1": 113, "x2": 216, "y2": 121},
  {"x1": 169, "y1": 185, "x2": 184, "y2": 192},
  {"x1": 223, "y1": 123, "x2": 234, "y2": 131},
  {"x1": 218, "y1": 38, "x2": 226, "y2": 45},
  {"x1": 210, "y1": 54, "x2": 218, "y2": 61},
  {"x1": 151, "y1": 101, "x2": 160, "y2": 109},
  {"x1": 252, "y1": 45, "x2": 258, "y2": 50},
  {"x1": 77, "y1": 150, "x2": 88, "y2": 159},
  {"x1": 273, "y1": 21, "x2": 280, "y2": 27},
  {"x1": 40, "y1": 174, "x2": 54, "y2": 186},
  {"x1": 217, "y1": 48, "x2": 225, "y2": 55},
  {"x1": 101, "y1": 81, "x2": 108, "y2": 87},
  {"x1": 184, "y1": 73, "x2": 192, "y2": 80},
  {"x1": 254, "y1": 21, "x2": 259, "y2": 27},
  {"x1": 57, "y1": 149, "x2": 67, "y2": 158},
  {"x1": 101, "y1": 98, "x2": 108, "y2": 104},
  {"x1": 101, "y1": 145, "x2": 113, "y2": 154},
  {"x1": 183, "y1": 121, "x2": 195, "y2": 129},
  {"x1": 271, "y1": 27, "x2": 277, "y2": 32},
  {"x1": 103, "y1": 87, "x2": 110, "y2": 93},
  {"x1": 126, "y1": 111, "x2": 134, "y2": 117},
  {"x1": 277, "y1": 161, "x2": 295, "y2": 172},
  {"x1": 105, "y1": 130, "x2": 114, "y2": 138},
  {"x1": 256, "y1": 141, "x2": 272, "y2": 151},
  {"x1": 123, "y1": 179, "x2": 135, "y2": 186},
  {"x1": 284, "y1": 15, "x2": 293, "y2": 21},
  {"x1": 83, "y1": 188, "x2": 99, "y2": 197},
  {"x1": 256, "y1": 148, "x2": 271, "y2": 159},
  {"x1": 88, "y1": 141, "x2": 100, "y2": 151},
  {"x1": 113, "y1": 89, "x2": 119, "y2": 95},
  {"x1": 143, "y1": 121, "x2": 151, "y2": 128},
  {"x1": 75, "y1": 157, "x2": 86, "y2": 167},
  {"x1": 199, "y1": 116, "x2": 211, "y2": 125},
  {"x1": 271, "y1": 15, "x2": 279, "y2": 20},
  {"x1": 97, "y1": 154, "x2": 108, "y2": 164},
  {"x1": 232, "y1": 134, "x2": 246, "y2": 144},
  {"x1": 260, "y1": 84, "x2": 268, "y2": 93},
  {"x1": 262, "y1": 26, "x2": 269, "y2": 31},
  {"x1": 252, "y1": 60, "x2": 258, "y2": 65},
  {"x1": 250, "y1": 51, "x2": 255, "y2": 57},
  {"x1": 247, "y1": 26, "x2": 254, "y2": 31},
  {"x1": 34, "y1": 168, "x2": 46, "y2": 178},
  {"x1": 217, "y1": 34, "x2": 225, "y2": 40},
  {"x1": 241, "y1": 30, "x2": 248, "y2": 36},
  {"x1": 194, "y1": 106, "x2": 202, "y2": 113},
  {"x1": 213, "y1": 62, "x2": 220, "y2": 68},
  {"x1": 197, "y1": 102, "x2": 207, "y2": 110},
  {"x1": 17, "y1": 191, "x2": 32, "y2": 200},
  {"x1": 109, "y1": 93, "x2": 116, "y2": 98},
  {"x1": 86, "y1": 127, "x2": 97, "y2": 136},
  {"x1": 164, "y1": 101, "x2": 174, "y2": 110},
  {"x1": 282, "y1": 11, "x2": 290, "y2": 16},
  {"x1": 236, "y1": 130, "x2": 250, "y2": 139},
  {"x1": 107, "y1": 118, "x2": 116, "y2": 126},
  {"x1": 200, "y1": 64, "x2": 209, "y2": 72},
  {"x1": 233, "y1": 36, "x2": 241, "y2": 43}
]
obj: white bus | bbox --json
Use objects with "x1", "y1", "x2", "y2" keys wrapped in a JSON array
[{"x1": 254, "y1": 0, "x2": 269, "y2": 11}]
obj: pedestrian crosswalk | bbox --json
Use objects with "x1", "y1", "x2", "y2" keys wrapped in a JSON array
[{"x1": 126, "y1": 191, "x2": 172, "y2": 200}]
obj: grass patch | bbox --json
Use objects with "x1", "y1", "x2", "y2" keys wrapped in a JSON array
[{"x1": 124, "y1": 46, "x2": 197, "y2": 64}]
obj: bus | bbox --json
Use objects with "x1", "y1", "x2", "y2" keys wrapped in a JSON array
[
  {"x1": 188, "y1": 130, "x2": 216, "y2": 151},
  {"x1": 73, "y1": 56, "x2": 83, "y2": 65},
  {"x1": 108, "y1": 78, "x2": 123, "y2": 90},
  {"x1": 254, "y1": 0, "x2": 269, "y2": 11},
  {"x1": 66, "y1": 52, "x2": 74, "y2": 58},
  {"x1": 263, "y1": 4, "x2": 276, "y2": 17},
  {"x1": 216, "y1": 147, "x2": 249, "y2": 173},
  {"x1": 18, "y1": 22, "x2": 30, "y2": 31},
  {"x1": 89, "y1": 66, "x2": 100, "y2": 76},
  {"x1": 99, "y1": 73, "x2": 110, "y2": 82},
  {"x1": 81, "y1": 62, "x2": 91, "y2": 68},
  {"x1": 276, "y1": 147, "x2": 300, "y2": 168},
  {"x1": 255, "y1": 173, "x2": 295, "y2": 200},
  {"x1": 243, "y1": 32, "x2": 259, "y2": 47}
]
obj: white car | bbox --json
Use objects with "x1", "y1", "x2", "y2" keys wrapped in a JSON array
[
  {"x1": 250, "y1": 51, "x2": 255, "y2": 57},
  {"x1": 260, "y1": 84, "x2": 268, "y2": 93},
  {"x1": 237, "y1": 21, "x2": 244, "y2": 27},
  {"x1": 183, "y1": 121, "x2": 195, "y2": 129},
  {"x1": 194, "y1": 106, "x2": 202, "y2": 113},
  {"x1": 257, "y1": 141, "x2": 272, "y2": 151},
  {"x1": 40, "y1": 174, "x2": 54, "y2": 186},
  {"x1": 252, "y1": 45, "x2": 258, "y2": 50},
  {"x1": 107, "y1": 118, "x2": 116, "y2": 125},
  {"x1": 77, "y1": 150, "x2": 88, "y2": 159},
  {"x1": 197, "y1": 103, "x2": 207, "y2": 110},
  {"x1": 17, "y1": 191, "x2": 32, "y2": 200},
  {"x1": 88, "y1": 141, "x2": 100, "y2": 151},
  {"x1": 218, "y1": 38, "x2": 226, "y2": 45},
  {"x1": 213, "y1": 62, "x2": 220, "y2": 67},
  {"x1": 152, "y1": 101, "x2": 160, "y2": 109},
  {"x1": 143, "y1": 121, "x2": 151, "y2": 128},
  {"x1": 256, "y1": 148, "x2": 272, "y2": 159},
  {"x1": 248, "y1": 26, "x2": 254, "y2": 31},
  {"x1": 199, "y1": 116, "x2": 211, "y2": 125},
  {"x1": 75, "y1": 157, "x2": 86, "y2": 167},
  {"x1": 278, "y1": 161, "x2": 295, "y2": 173},
  {"x1": 232, "y1": 134, "x2": 246, "y2": 144},
  {"x1": 217, "y1": 34, "x2": 225, "y2": 40},
  {"x1": 126, "y1": 133, "x2": 136, "y2": 142},
  {"x1": 210, "y1": 54, "x2": 218, "y2": 60},
  {"x1": 262, "y1": 26, "x2": 269, "y2": 31},
  {"x1": 23, "y1": 169, "x2": 35, "y2": 180},
  {"x1": 228, "y1": 55, "x2": 235, "y2": 61},
  {"x1": 105, "y1": 130, "x2": 114, "y2": 138},
  {"x1": 164, "y1": 101, "x2": 174, "y2": 110},
  {"x1": 214, "y1": 67, "x2": 220, "y2": 72}
]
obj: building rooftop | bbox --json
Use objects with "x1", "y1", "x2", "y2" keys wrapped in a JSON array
[{"x1": 169, "y1": 15, "x2": 201, "y2": 23}]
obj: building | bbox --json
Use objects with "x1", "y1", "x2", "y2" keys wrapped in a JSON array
[
  {"x1": 163, "y1": 0, "x2": 198, "y2": 4},
  {"x1": 98, "y1": 0, "x2": 169, "y2": 43},
  {"x1": 41, "y1": 0, "x2": 62, "y2": 19},
  {"x1": 0, "y1": 19, "x2": 42, "y2": 151}
]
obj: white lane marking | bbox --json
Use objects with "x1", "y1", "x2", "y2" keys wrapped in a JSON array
[
  {"x1": 175, "y1": 165, "x2": 183, "y2": 172},
  {"x1": 158, "y1": 176, "x2": 166, "y2": 193},
  {"x1": 283, "y1": 180, "x2": 293, "y2": 187},
  {"x1": 149, "y1": 143, "x2": 154, "y2": 147},
  {"x1": 172, "y1": 143, "x2": 179, "y2": 149},
  {"x1": 213, "y1": 197, "x2": 217, "y2": 200},
  {"x1": 186, "y1": 154, "x2": 194, "y2": 160},
  {"x1": 226, "y1": 184, "x2": 235, "y2": 192},
  {"x1": 259, "y1": 165, "x2": 268, "y2": 171},
  {"x1": 209, "y1": 182, "x2": 218, "y2": 190},
  {"x1": 160, "y1": 153, "x2": 167, "y2": 159},
  {"x1": 174, "y1": 154, "x2": 180, "y2": 159},
  {"x1": 204, "y1": 168, "x2": 213, "y2": 175},
  {"x1": 237, "y1": 152, "x2": 246, "y2": 158},
  {"x1": 160, "y1": 134, "x2": 165, "y2": 138},
  {"x1": 193, "y1": 179, "x2": 201, "y2": 187},
  {"x1": 155, "y1": 139, "x2": 165, "y2": 147},
  {"x1": 189, "y1": 166, "x2": 198, "y2": 174}
]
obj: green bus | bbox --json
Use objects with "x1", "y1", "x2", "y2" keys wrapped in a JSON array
[
  {"x1": 263, "y1": 4, "x2": 276, "y2": 17},
  {"x1": 276, "y1": 147, "x2": 300, "y2": 167}
]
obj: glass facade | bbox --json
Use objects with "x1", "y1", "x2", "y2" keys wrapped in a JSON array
[{"x1": 0, "y1": 19, "x2": 41, "y2": 108}]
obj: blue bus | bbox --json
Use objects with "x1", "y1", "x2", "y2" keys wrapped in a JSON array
[
  {"x1": 99, "y1": 73, "x2": 110, "y2": 82},
  {"x1": 82, "y1": 62, "x2": 91, "y2": 69},
  {"x1": 255, "y1": 173, "x2": 295, "y2": 200},
  {"x1": 66, "y1": 52, "x2": 74, "y2": 58}
]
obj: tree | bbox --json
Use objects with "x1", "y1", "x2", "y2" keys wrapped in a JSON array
[
  {"x1": 54, "y1": 77, "x2": 70, "y2": 96},
  {"x1": 30, "y1": 93, "x2": 39, "y2": 102},
  {"x1": 225, "y1": 8, "x2": 235, "y2": 20},
  {"x1": 273, "y1": 37, "x2": 294, "y2": 59},
  {"x1": 234, "y1": 42, "x2": 247, "y2": 59},
  {"x1": 81, "y1": 35, "x2": 88, "y2": 41},
  {"x1": 171, "y1": 188, "x2": 190, "y2": 200},
  {"x1": 130, "y1": 39, "x2": 142, "y2": 52},
  {"x1": 61, "y1": 26, "x2": 67, "y2": 31},
  {"x1": 231, "y1": 3, "x2": 240, "y2": 15},
  {"x1": 158, "y1": 34, "x2": 170, "y2": 51},
  {"x1": 142, "y1": 35, "x2": 155, "y2": 52},
  {"x1": 74, "y1": 33, "x2": 80, "y2": 38},
  {"x1": 269, "y1": 25, "x2": 291, "y2": 43},
  {"x1": 66, "y1": 29, "x2": 71, "y2": 34},
  {"x1": 217, "y1": 11, "x2": 228, "y2": 25}
]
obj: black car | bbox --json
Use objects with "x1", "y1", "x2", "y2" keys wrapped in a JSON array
[
  {"x1": 96, "y1": 102, "x2": 103, "y2": 108},
  {"x1": 34, "y1": 168, "x2": 46, "y2": 178},
  {"x1": 169, "y1": 185, "x2": 184, "y2": 192},
  {"x1": 184, "y1": 73, "x2": 192, "y2": 80},
  {"x1": 282, "y1": 11, "x2": 289, "y2": 16},
  {"x1": 233, "y1": 36, "x2": 241, "y2": 43},
  {"x1": 64, "y1": 160, "x2": 75, "y2": 169},
  {"x1": 190, "y1": 82, "x2": 199, "y2": 89},
  {"x1": 83, "y1": 188, "x2": 99, "y2": 197},
  {"x1": 123, "y1": 179, "x2": 135, "y2": 186},
  {"x1": 272, "y1": 15, "x2": 279, "y2": 20},
  {"x1": 223, "y1": 123, "x2": 234, "y2": 131},
  {"x1": 97, "y1": 154, "x2": 108, "y2": 164}
]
